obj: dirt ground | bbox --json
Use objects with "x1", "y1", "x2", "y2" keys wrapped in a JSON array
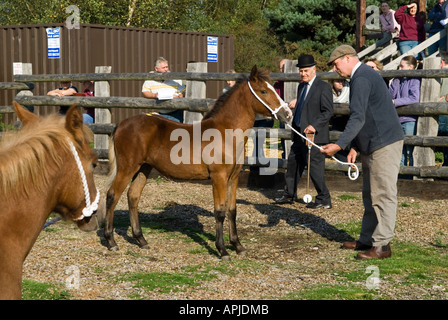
[{"x1": 21, "y1": 165, "x2": 448, "y2": 300}]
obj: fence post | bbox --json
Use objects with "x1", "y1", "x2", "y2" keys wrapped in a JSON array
[
  {"x1": 13, "y1": 62, "x2": 34, "y2": 117},
  {"x1": 282, "y1": 60, "x2": 299, "y2": 159},
  {"x1": 184, "y1": 62, "x2": 206, "y2": 124},
  {"x1": 94, "y1": 66, "x2": 112, "y2": 150},
  {"x1": 414, "y1": 57, "x2": 440, "y2": 178}
]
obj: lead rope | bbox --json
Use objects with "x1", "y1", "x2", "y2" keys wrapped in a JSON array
[
  {"x1": 248, "y1": 80, "x2": 359, "y2": 181},
  {"x1": 67, "y1": 139, "x2": 100, "y2": 220}
]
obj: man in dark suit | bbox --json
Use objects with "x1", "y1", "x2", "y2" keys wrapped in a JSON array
[
  {"x1": 323, "y1": 45, "x2": 404, "y2": 259},
  {"x1": 275, "y1": 54, "x2": 333, "y2": 209}
]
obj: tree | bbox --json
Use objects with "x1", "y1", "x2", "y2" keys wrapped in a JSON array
[{"x1": 264, "y1": 0, "x2": 357, "y2": 70}]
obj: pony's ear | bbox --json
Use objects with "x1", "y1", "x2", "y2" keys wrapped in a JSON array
[
  {"x1": 65, "y1": 105, "x2": 85, "y2": 142},
  {"x1": 249, "y1": 65, "x2": 258, "y2": 82},
  {"x1": 13, "y1": 101, "x2": 39, "y2": 126}
]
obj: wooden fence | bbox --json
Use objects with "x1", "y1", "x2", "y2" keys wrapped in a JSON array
[{"x1": 2, "y1": 60, "x2": 448, "y2": 179}]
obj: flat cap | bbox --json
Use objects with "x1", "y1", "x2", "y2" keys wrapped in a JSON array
[{"x1": 327, "y1": 45, "x2": 357, "y2": 66}]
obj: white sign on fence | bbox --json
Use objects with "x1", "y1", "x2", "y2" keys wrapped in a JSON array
[
  {"x1": 207, "y1": 36, "x2": 218, "y2": 62},
  {"x1": 46, "y1": 27, "x2": 61, "y2": 59}
]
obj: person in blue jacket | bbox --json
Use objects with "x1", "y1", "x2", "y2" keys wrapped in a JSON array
[{"x1": 427, "y1": 0, "x2": 447, "y2": 56}]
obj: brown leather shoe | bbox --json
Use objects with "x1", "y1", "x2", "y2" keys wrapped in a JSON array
[
  {"x1": 356, "y1": 244, "x2": 392, "y2": 260},
  {"x1": 341, "y1": 241, "x2": 372, "y2": 251}
]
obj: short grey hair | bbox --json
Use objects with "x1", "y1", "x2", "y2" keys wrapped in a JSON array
[{"x1": 154, "y1": 56, "x2": 168, "y2": 68}]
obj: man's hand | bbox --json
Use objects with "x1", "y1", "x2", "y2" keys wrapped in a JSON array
[
  {"x1": 303, "y1": 125, "x2": 316, "y2": 134},
  {"x1": 289, "y1": 99, "x2": 297, "y2": 109},
  {"x1": 320, "y1": 143, "x2": 341, "y2": 157},
  {"x1": 346, "y1": 148, "x2": 358, "y2": 166}
]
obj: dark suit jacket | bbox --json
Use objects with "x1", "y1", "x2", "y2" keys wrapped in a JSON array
[
  {"x1": 292, "y1": 76, "x2": 333, "y2": 144},
  {"x1": 335, "y1": 63, "x2": 404, "y2": 155}
]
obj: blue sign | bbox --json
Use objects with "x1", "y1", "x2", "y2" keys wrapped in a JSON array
[
  {"x1": 207, "y1": 36, "x2": 218, "y2": 62},
  {"x1": 46, "y1": 28, "x2": 61, "y2": 59}
]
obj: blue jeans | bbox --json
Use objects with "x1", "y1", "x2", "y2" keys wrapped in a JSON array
[
  {"x1": 83, "y1": 113, "x2": 94, "y2": 123},
  {"x1": 428, "y1": 31, "x2": 447, "y2": 56},
  {"x1": 398, "y1": 40, "x2": 422, "y2": 59},
  {"x1": 160, "y1": 109, "x2": 184, "y2": 123},
  {"x1": 401, "y1": 121, "x2": 416, "y2": 166}
]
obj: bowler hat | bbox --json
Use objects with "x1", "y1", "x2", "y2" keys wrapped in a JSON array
[
  {"x1": 327, "y1": 45, "x2": 357, "y2": 66},
  {"x1": 296, "y1": 54, "x2": 317, "y2": 68}
]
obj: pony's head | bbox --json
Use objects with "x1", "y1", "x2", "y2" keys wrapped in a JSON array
[
  {"x1": 247, "y1": 65, "x2": 292, "y2": 123},
  {"x1": 13, "y1": 102, "x2": 100, "y2": 230}
]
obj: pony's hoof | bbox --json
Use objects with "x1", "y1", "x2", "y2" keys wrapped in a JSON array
[
  {"x1": 108, "y1": 246, "x2": 119, "y2": 251},
  {"x1": 140, "y1": 244, "x2": 150, "y2": 250},
  {"x1": 237, "y1": 250, "x2": 247, "y2": 256},
  {"x1": 221, "y1": 255, "x2": 231, "y2": 261}
]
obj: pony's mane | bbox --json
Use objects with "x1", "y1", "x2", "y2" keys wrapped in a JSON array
[
  {"x1": 0, "y1": 114, "x2": 89, "y2": 199},
  {"x1": 203, "y1": 68, "x2": 271, "y2": 120}
]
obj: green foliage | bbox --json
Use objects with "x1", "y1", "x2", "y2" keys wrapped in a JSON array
[
  {"x1": 1, "y1": 0, "x2": 442, "y2": 73},
  {"x1": 0, "y1": 114, "x2": 15, "y2": 131},
  {"x1": 265, "y1": 0, "x2": 357, "y2": 70}
]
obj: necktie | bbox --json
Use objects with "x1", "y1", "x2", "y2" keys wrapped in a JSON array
[{"x1": 294, "y1": 82, "x2": 308, "y2": 127}]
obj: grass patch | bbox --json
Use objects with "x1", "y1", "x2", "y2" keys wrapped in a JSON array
[
  {"x1": 286, "y1": 284, "x2": 377, "y2": 300},
  {"x1": 337, "y1": 194, "x2": 361, "y2": 201},
  {"x1": 343, "y1": 243, "x2": 448, "y2": 283},
  {"x1": 399, "y1": 202, "x2": 421, "y2": 209},
  {"x1": 119, "y1": 260, "x2": 262, "y2": 298},
  {"x1": 121, "y1": 271, "x2": 211, "y2": 294},
  {"x1": 434, "y1": 231, "x2": 448, "y2": 248},
  {"x1": 285, "y1": 242, "x2": 448, "y2": 300},
  {"x1": 22, "y1": 280, "x2": 70, "y2": 300},
  {"x1": 334, "y1": 220, "x2": 362, "y2": 239}
]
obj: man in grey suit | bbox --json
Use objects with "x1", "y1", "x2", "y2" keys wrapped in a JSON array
[
  {"x1": 323, "y1": 45, "x2": 404, "y2": 260},
  {"x1": 275, "y1": 54, "x2": 333, "y2": 209}
]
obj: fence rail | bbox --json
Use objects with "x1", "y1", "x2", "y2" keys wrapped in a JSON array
[
  {"x1": 2, "y1": 62, "x2": 448, "y2": 179},
  {"x1": 10, "y1": 68, "x2": 448, "y2": 84}
]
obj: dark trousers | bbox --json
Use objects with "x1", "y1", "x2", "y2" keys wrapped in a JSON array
[{"x1": 284, "y1": 135, "x2": 331, "y2": 204}]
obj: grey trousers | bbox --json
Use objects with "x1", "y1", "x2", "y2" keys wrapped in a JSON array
[{"x1": 359, "y1": 140, "x2": 403, "y2": 247}]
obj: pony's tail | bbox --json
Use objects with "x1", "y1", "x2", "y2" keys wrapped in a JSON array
[{"x1": 105, "y1": 134, "x2": 117, "y2": 190}]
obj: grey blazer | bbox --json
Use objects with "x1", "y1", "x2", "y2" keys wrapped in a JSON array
[{"x1": 336, "y1": 63, "x2": 404, "y2": 155}]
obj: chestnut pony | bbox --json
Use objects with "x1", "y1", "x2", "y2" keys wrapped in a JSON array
[
  {"x1": 0, "y1": 103, "x2": 100, "y2": 299},
  {"x1": 102, "y1": 66, "x2": 291, "y2": 260}
]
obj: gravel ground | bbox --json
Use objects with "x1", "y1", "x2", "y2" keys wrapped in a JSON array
[{"x1": 22, "y1": 171, "x2": 448, "y2": 300}]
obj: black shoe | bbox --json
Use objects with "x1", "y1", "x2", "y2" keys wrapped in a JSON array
[
  {"x1": 274, "y1": 195, "x2": 294, "y2": 204},
  {"x1": 306, "y1": 202, "x2": 332, "y2": 209}
]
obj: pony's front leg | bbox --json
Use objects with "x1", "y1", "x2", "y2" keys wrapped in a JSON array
[
  {"x1": 211, "y1": 177, "x2": 230, "y2": 260},
  {"x1": 227, "y1": 175, "x2": 246, "y2": 255},
  {"x1": 104, "y1": 189, "x2": 119, "y2": 250},
  {"x1": 127, "y1": 166, "x2": 152, "y2": 249}
]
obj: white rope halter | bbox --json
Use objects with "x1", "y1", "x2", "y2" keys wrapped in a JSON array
[
  {"x1": 247, "y1": 80, "x2": 290, "y2": 120},
  {"x1": 247, "y1": 80, "x2": 359, "y2": 180},
  {"x1": 67, "y1": 139, "x2": 100, "y2": 220}
]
